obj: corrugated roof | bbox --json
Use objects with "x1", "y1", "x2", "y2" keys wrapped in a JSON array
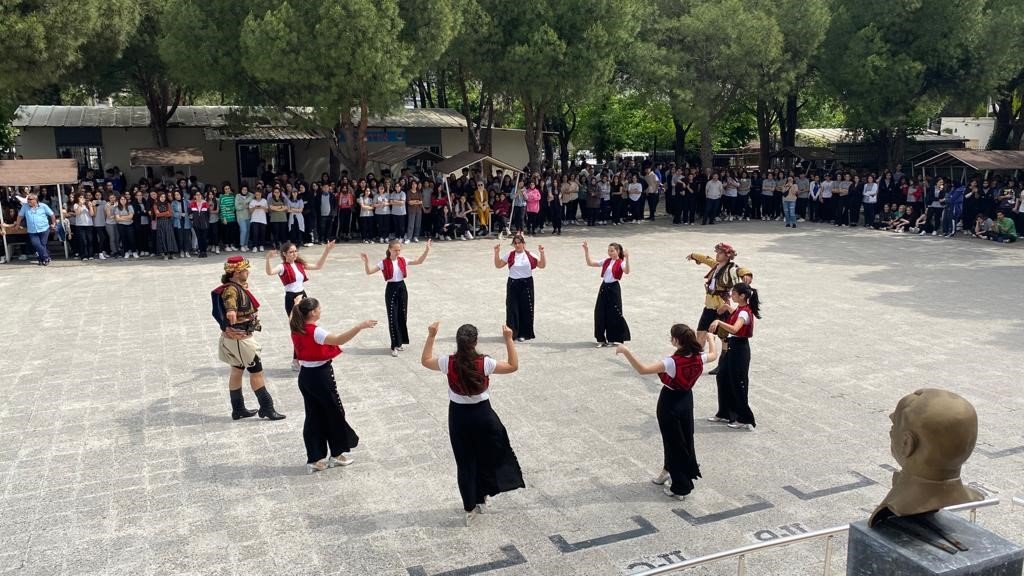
[
  {"x1": 130, "y1": 148, "x2": 205, "y2": 167},
  {"x1": 433, "y1": 151, "x2": 522, "y2": 175},
  {"x1": 13, "y1": 105, "x2": 468, "y2": 130},
  {"x1": 795, "y1": 128, "x2": 968, "y2": 144},
  {"x1": 918, "y1": 150, "x2": 1024, "y2": 171},
  {"x1": 203, "y1": 127, "x2": 330, "y2": 141},
  {"x1": 0, "y1": 159, "x2": 79, "y2": 186},
  {"x1": 367, "y1": 144, "x2": 445, "y2": 166}
]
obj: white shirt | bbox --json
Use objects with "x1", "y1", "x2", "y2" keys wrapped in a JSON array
[
  {"x1": 249, "y1": 198, "x2": 268, "y2": 224},
  {"x1": 627, "y1": 183, "x2": 643, "y2": 201},
  {"x1": 705, "y1": 180, "x2": 724, "y2": 200},
  {"x1": 438, "y1": 354, "x2": 498, "y2": 404},
  {"x1": 602, "y1": 261, "x2": 619, "y2": 283},
  {"x1": 274, "y1": 262, "x2": 305, "y2": 293},
  {"x1": 862, "y1": 183, "x2": 879, "y2": 204},
  {"x1": 660, "y1": 353, "x2": 710, "y2": 386},
  {"x1": 821, "y1": 181, "x2": 833, "y2": 199},
  {"x1": 508, "y1": 251, "x2": 535, "y2": 279},
  {"x1": 379, "y1": 259, "x2": 404, "y2": 282},
  {"x1": 299, "y1": 326, "x2": 332, "y2": 368}
]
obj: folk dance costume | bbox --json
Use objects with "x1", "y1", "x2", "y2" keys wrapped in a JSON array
[
  {"x1": 714, "y1": 305, "x2": 756, "y2": 428},
  {"x1": 292, "y1": 323, "x2": 359, "y2": 467},
  {"x1": 277, "y1": 261, "x2": 309, "y2": 315},
  {"x1": 657, "y1": 352, "x2": 708, "y2": 496},
  {"x1": 380, "y1": 257, "x2": 410, "y2": 351},
  {"x1": 440, "y1": 354, "x2": 526, "y2": 513},
  {"x1": 689, "y1": 251, "x2": 752, "y2": 336},
  {"x1": 595, "y1": 258, "x2": 631, "y2": 345},
  {"x1": 505, "y1": 250, "x2": 538, "y2": 341}
]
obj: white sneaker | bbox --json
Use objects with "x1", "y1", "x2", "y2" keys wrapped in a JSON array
[
  {"x1": 797, "y1": 218, "x2": 805, "y2": 222},
  {"x1": 707, "y1": 416, "x2": 730, "y2": 423},
  {"x1": 214, "y1": 247, "x2": 221, "y2": 254},
  {"x1": 727, "y1": 422, "x2": 755, "y2": 431},
  {"x1": 241, "y1": 246, "x2": 249, "y2": 252},
  {"x1": 185, "y1": 252, "x2": 191, "y2": 258},
  {"x1": 403, "y1": 239, "x2": 409, "y2": 244},
  {"x1": 412, "y1": 238, "x2": 419, "y2": 243},
  {"x1": 391, "y1": 349, "x2": 399, "y2": 357},
  {"x1": 98, "y1": 253, "x2": 107, "y2": 260},
  {"x1": 465, "y1": 507, "x2": 480, "y2": 527},
  {"x1": 303, "y1": 242, "x2": 313, "y2": 247},
  {"x1": 328, "y1": 454, "x2": 353, "y2": 467},
  {"x1": 306, "y1": 460, "x2": 328, "y2": 474},
  {"x1": 652, "y1": 470, "x2": 670, "y2": 485},
  {"x1": 663, "y1": 485, "x2": 686, "y2": 501},
  {"x1": 931, "y1": 231, "x2": 937, "y2": 236}
]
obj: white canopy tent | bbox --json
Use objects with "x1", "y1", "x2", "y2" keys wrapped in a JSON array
[
  {"x1": 0, "y1": 158, "x2": 78, "y2": 262},
  {"x1": 431, "y1": 151, "x2": 526, "y2": 227}
]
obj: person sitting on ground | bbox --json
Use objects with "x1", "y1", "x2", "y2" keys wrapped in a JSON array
[
  {"x1": 892, "y1": 205, "x2": 915, "y2": 233},
  {"x1": 492, "y1": 192, "x2": 511, "y2": 237},
  {"x1": 874, "y1": 203, "x2": 892, "y2": 230},
  {"x1": 988, "y1": 210, "x2": 1018, "y2": 243},
  {"x1": 972, "y1": 213, "x2": 994, "y2": 239}
]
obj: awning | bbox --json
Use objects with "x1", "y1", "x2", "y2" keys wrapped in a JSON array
[
  {"x1": 432, "y1": 151, "x2": 523, "y2": 175},
  {"x1": 129, "y1": 147, "x2": 205, "y2": 167},
  {"x1": 203, "y1": 127, "x2": 330, "y2": 141},
  {"x1": 0, "y1": 159, "x2": 79, "y2": 186},
  {"x1": 917, "y1": 150, "x2": 1024, "y2": 171},
  {"x1": 367, "y1": 144, "x2": 445, "y2": 166},
  {"x1": 771, "y1": 146, "x2": 835, "y2": 161}
]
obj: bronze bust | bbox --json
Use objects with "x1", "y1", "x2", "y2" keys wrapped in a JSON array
[{"x1": 869, "y1": 388, "x2": 983, "y2": 527}]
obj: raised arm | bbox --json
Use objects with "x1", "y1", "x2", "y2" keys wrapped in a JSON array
[
  {"x1": 360, "y1": 253, "x2": 380, "y2": 275},
  {"x1": 621, "y1": 249, "x2": 630, "y2": 275},
  {"x1": 323, "y1": 319, "x2": 378, "y2": 346},
  {"x1": 307, "y1": 240, "x2": 335, "y2": 271},
  {"x1": 420, "y1": 321, "x2": 440, "y2": 371},
  {"x1": 615, "y1": 344, "x2": 666, "y2": 375},
  {"x1": 492, "y1": 325, "x2": 518, "y2": 374},
  {"x1": 536, "y1": 245, "x2": 547, "y2": 269},
  {"x1": 493, "y1": 243, "x2": 507, "y2": 269},
  {"x1": 686, "y1": 252, "x2": 715, "y2": 267},
  {"x1": 410, "y1": 239, "x2": 432, "y2": 265},
  {"x1": 582, "y1": 241, "x2": 600, "y2": 267},
  {"x1": 265, "y1": 249, "x2": 278, "y2": 276}
]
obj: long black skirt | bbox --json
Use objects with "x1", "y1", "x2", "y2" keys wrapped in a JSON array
[
  {"x1": 505, "y1": 277, "x2": 536, "y2": 340},
  {"x1": 448, "y1": 400, "x2": 525, "y2": 512},
  {"x1": 715, "y1": 338, "x2": 755, "y2": 426},
  {"x1": 385, "y1": 281, "x2": 410, "y2": 350},
  {"x1": 298, "y1": 361, "x2": 359, "y2": 463},
  {"x1": 657, "y1": 387, "x2": 700, "y2": 495},
  {"x1": 594, "y1": 281, "x2": 631, "y2": 343}
]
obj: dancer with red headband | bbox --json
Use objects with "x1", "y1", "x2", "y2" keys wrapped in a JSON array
[{"x1": 361, "y1": 239, "x2": 432, "y2": 357}]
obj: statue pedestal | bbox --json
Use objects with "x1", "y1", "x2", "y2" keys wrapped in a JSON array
[{"x1": 847, "y1": 511, "x2": 1023, "y2": 576}]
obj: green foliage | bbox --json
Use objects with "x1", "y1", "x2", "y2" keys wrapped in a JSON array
[{"x1": 575, "y1": 94, "x2": 675, "y2": 158}]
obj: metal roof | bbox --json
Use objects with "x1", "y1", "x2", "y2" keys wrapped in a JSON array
[
  {"x1": 13, "y1": 105, "x2": 468, "y2": 130},
  {"x1": 433, "y1": 151, "x2": 523, "y2": 175},
  {"x1": 129, "y1": 148, "x2": 205, "y2": 167},
  {"x1": 0, "y1": 159, "x2": 79, "y2": 186},
  {"x1": 203, "y1": 127, "x2": 330, "y2": 141},
  {"x1": 771, "y1": 146, "x2": 835, "y2": 161},
  {"x1": 917, "y1": 150, "x2": 1024, "y2": 171},
  {"x1": 367, "y1": 144, "x2": 445, "y2": 166},
  {"x1": 795, "y1": 128, "x2": 968, "y2": 145}
]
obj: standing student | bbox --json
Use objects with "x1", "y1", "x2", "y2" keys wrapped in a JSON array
[
  {"x1": 708, "y1": 283, "x2": 760, "y2": 430},
  {"x1": 616, "y1": 326, "x2": 719, "y2": 499},
  {"x1": 247, "y1": 189, "x2": 269, "y2": 251},
  {"x1": 289, "y1": 296, "x2": 377, "y2": 473},
  {"x1": 358, "y1": 185, "x2": 376, "y2": 243},
  {"x1": 420, "y1": 321, "x2": 525, "y2": 526},
  {"x1": 361, "y1": 239, "x2": 432, "y2": 357},
  {"x1": 493, "y1": 234, "x2": 547, "y2": 342},
  {"x1": 219, "y1": 184, "x2": 238, "y2": 251},
  {"x1": 582, "y1": 240, "x2": 631, "y2": 347},
  {"x1": 373, "y1": 182, "x2": 391, "y2": 243},
  {"x1": 152, "y1": 191, "x2": 177, "y2": 259},
  {"x1": 390, "y1": 181, "x2": 408, "y2": 242},
  {"x1": 405, "y1": 180, "x2": 424, "y2": 243},
  {"x1": 114, "y1": 195, "x2": 137, "y2": 258},
  {"x1": 235, "y1": 185, "x2": 253, "y2": 252},
  {"x1": 189, "y1": 190, "x2": 209, "y2": 257},
  {"x1": 268, "y1": 187, "x2": 289, "y2": 246},
  {"x1": 287, "y1": 188, "x2": 306, "y2": 246}
]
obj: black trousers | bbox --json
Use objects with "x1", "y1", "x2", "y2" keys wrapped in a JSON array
[
  {"x1": 375, "y1": 214, "x2": 390, "y2": 239},
  {"x1": 658, "y1": 387, "x2": 700, "y2": 495},
  {"x1": 548, "y1": 200, "x2": 562, "y2": 233},
  {"x1": 594, "y1": 281, "x2": 630, "y2": 344},
  {"x1": 646, "y1": 193, "x2": 659, "y2": 219},
  {"x1": 249, "y1": 222, "x2": 266, "y2": 249},
  {"x1": 360, "y1": 216, "x2": 375, "y2": 241},
  {"x1": 448, "y1": 400, "x2": 526, "y2": 512},
  {"x1": 385, "y1": 281, "x2": 409, "y2": 350},
  {"x1": 118, "y1": 225, "x2": 136, "y2": 253},
  {"x1": 714, "y1": 339, "x2": 756, "y2": 426},
  {"x1": 298, "y1": 362, "x2": 359, "y2": 463},
  {"x1": 506, "y1": 277, "x2": 536, "y2": 340}
]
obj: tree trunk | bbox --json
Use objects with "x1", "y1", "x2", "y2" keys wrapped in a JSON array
[
  {"x1": 755, "y1": 99, "x2": 774, "y2": 172},
  {"x1": 989, "y1": 97, "x2": 1013, "y2": 150},
  {"x1": 437, "y1": 70, "x2": 448, "y2": 108},
  {"x1": 781, "y1": 91, "x2": 798, "y2": 148},
  {"x1": 456, "y1": 62, "x2": 483, "y2": 153},
  {"x1": 523, "y1": 101, "x2": 545, "y2": 172},
  {"x1": 672, "y1": 117, "x2": 690, "y2": 165},
  {"x1": 699, "y1": 118, "x2": 713, "y2": 169},
  {"x1": 337, "y1": 99, "x2": 370, "y2": 176},
  {"x1": 480, "y1": 93, "x2": 494, "y2": 155},
  {"x1": 417, "y1": 78, "x2": 430, "y2": 109}
]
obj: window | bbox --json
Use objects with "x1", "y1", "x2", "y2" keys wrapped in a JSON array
[
  {"x1": 57, "y1": 146, "x2": 104, "y2": 179},
  {"x1": 237, "y1": 143, "x2": 294, "y2": 186}
]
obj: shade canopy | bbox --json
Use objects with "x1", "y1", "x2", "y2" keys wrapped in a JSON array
[
  {"x1": 367, "y1": 145, "x2": 445, "y2": 167},
  {"x1": 129, "y1": 148, "x2": 205, "y2": 167},
  {"x1": 0, "y1": 159, "x2": 79, "y2": 186},
  {"x1": 432, "y1": 151, "x2": 522, "y2": 175},
  {"x1": 917, "y1": 150, "x2": 1024, "y2": 171}
]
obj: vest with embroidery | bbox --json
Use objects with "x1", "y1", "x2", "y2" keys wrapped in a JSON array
[
  {"x1": 727, "y1": 305, "x2": 754, "y2": 338},
  {"x1": 291, "y1": 323, "x2": 342, "y2": 362},
  {"x1": 446, "y1": 355, "x2": 490, "y2": 397},
  {"x1": 279, "y1": 262, "x2": 308, "y2": 286},
  {"x1": 507, "y1": 250, "x2": 538, "y2": 269},
  {"x1": 381, "y1": 257, "x2": 408, "y2": 281},
  {"x1": 658, "y1": 354, "x2": 704, "y2": 391},
  {"x1": 601, "y1": 258, "x2": 624, "y2": 280},
  {"x1": 705, "y1": 261, "x2": 737, "y2": 296}
]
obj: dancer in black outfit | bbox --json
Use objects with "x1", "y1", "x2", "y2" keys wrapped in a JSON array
[
  {"x1": 616, "y1": 325, "x2": 719, "y2": 499},
  {"x1": 493, "y1": 234, "x2": 547, "y2": 342},
  {"x1": 420, "y1": 321, "x2": 525, "y2": 527},
  {"x1": 361, "y1": 238, "x2": 431, "y2": 357},
  {"x1": 582, "y1": 240, "x2": 631, "y2": 347},
  {"x1": 266, "y1": 240, "x2": 336, "y2": 370},
  {"x1": 708, "y1": 282, "x2": 761, "y2": 431},
  {"x1": 289, "y1": 295, "x2": 377, "y2": 473}
]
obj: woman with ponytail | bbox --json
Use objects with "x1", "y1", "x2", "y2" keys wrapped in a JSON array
[
  {"x1": 708, "y1": 282, "x2": 761, "y2": 431},
  {"x1": 616, "y1": 325, "x2": 719, "y2": 500},
  {"x1": 361, "y1": 238, "x2": 431, "y2": 357},
  {"x1": 289, "y1": 295, "x2": 377, "y2": 473},
  {"x1": 493, "y1": 233, "x2": 546, "y2": 342},
  {"x1": 582, "y1": 240, "x2": 631, "y2": 347},
  {"x1": 421, "y1": 321, "x2": 525, "y2": 527},
  {"x1": 266, "y1": 240, "x2": 336, "y2": 370}
]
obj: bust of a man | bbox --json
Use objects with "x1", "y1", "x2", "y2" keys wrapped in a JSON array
[{"x1": 869, "y1": 388, "x2": 983, "y2": 527}]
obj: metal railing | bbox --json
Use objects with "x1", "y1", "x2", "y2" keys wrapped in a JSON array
[{"x1": 633, "y1": 498, "x2": 1002, "y2": 576}]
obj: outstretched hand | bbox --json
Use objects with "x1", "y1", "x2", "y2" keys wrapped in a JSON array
[
  {"x1": 266, "y1": 249, "x2": 278, "y2": 259},
  {"x1": 360, "y1": 319, "x2": 378, "y2": 330},
  {"x1": 325, "y1": 240, "x2": 336, "y2": 250},
  {"x1": 538, "y1": 245, "x2": 545, "y2": 253},
  {"x1": 494, "y1": 243, "x2": 501, "y2": 253},
  {"x1": 615, "y1": 344, "x2": 629, "y2": 355},
  {"x1": 581, "y1": 240, "x2": 589, "y2": 251},
  {"x1": 359, "y1": 253, "x2": 368, "y2": 263}
]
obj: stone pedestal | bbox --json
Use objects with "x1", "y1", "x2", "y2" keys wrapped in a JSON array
[{"x1": 847, "y1": 511, "x2": 1024, "y2": 576}]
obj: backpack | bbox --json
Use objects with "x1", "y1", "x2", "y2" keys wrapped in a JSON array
[{"x1": 211, "y1": 282, "x2": 249, "y2": 330}]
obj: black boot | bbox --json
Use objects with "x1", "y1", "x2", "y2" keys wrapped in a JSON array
[
  {"x1": 230, "y1": 389, "x2": 257, "y2": 420},
  {"x1": 254, "y1": 387, "x2": 286, "y2": 420}
]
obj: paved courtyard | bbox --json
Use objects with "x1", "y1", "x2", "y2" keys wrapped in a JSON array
[{"x1": 1, "y1": 221, "x2": 1023, "y2": 576}]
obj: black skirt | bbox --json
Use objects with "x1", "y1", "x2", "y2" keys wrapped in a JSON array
[
  {"x1": 657, "y1": 387, "x2": 700, "y2": 495},
  {"x1": 448, "y1": 400, "x2": 526, "y2": 512},
  {"x1": 716, "y1": 338, "x2": 755, "y2": 426},
  {"x1": 505, "y1": 277, "x2": 536, "y2": 340},
  {"x1": 298, "y1": 361, "x2": 359, "y2": 463},
  {"x1": 385, "y1": 281, "x2": 410, "y2": 350},
  {"x1": 594, "y1": 281, "x2": 630, "y2": 343}
]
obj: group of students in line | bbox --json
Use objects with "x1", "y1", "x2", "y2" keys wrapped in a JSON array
[{"x1": 216, "y1": 234, "x2": 762, "y2": 525}]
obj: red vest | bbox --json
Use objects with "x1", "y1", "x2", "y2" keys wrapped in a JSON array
[
  {"x1": 279, "y1": 262, "x2": 308, "y2": 286},
  {"x1": 601, "y1": 258, "x2": 624, "y2": 280},
  {"x1": 291, "y1": 323, "x2": 342, "y2": 362},
  {"x1": 728, "y1": 305, "x2": 754, "y2": 338},
  {"x1": 507, "y1": 250, "x2": 538, "y2": 269},
  {"x1": 658, "y1": 354, "x2": 704, "y2": 391},
  {"x1": 382, "y1": 257, "x2": 408, "y2": 281},
  {"x1": 446, "y1": 355, "x2": 490, "y2": 396}
]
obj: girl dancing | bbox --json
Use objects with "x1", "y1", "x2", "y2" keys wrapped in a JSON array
[
  {"x1": 361, "y1": 239, "x2": 432, "y2": 357},
  {"x1": 493, "y1": 234, "x2": 547, "y2": 342},
  {"x1": 582, "y1": 240, "x2": 631, "y2": 347}
]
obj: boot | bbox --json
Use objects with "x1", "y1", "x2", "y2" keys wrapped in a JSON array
[
  {"x1": 230, "y1": 389, "x2": 257, "y2": 420},
  {"x1": 254, "y1": 387, "x2": 285, "y2": 420}
]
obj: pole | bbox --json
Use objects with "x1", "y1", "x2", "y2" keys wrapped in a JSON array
[
  {"x1": 0, "y1": 192, "x2": 9, "y2": 264},
  {"x1": 57, "y1": 184, "x2": 69, "y2": 259},
  {"x1": 508, "y1": 173, "x2": 521, "y2": 232}
]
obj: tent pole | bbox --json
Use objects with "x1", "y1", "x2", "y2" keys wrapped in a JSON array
[
  {"x1": 57, "y1": 184, "x2": 69, "y2": 259},
  {"x1": 0, "y1": 192, "x2": 9, "y2": 264},
  {"x1": 508, "y1": 174, "x2": 521, "y2": 232}
]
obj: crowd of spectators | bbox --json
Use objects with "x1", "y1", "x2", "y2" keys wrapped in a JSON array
[{"x1": 2, "y1": 158, "x2": 1020, "y2": 265}]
